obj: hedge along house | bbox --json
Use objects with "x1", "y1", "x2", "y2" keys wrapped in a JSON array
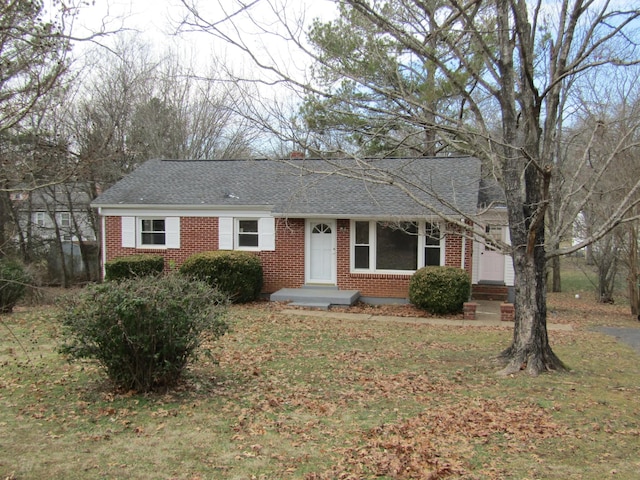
[{"x1": 92, "y1": 156, "x2": 513, "y2": 305}]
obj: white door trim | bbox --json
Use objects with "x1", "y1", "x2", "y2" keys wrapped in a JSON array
[{"x1": 305, "y1": 219, "x2": 337, "y2": 284}]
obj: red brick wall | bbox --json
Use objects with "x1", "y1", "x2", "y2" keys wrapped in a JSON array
[
  {"x1": 257, "y1": 218, "x2": 305, "y2": 292},
  {"x1": 103, "y1": 216, "x2": 473, "y2": 299},
  {"x1": 104, "y1": 216, "x2": 218, "y2": 270},
  {"x1": 443, "y1": 221, "x2": 474, "y2": 278}
]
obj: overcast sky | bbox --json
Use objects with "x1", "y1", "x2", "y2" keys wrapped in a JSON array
[{"x1": 73, "y1": 0, "x2": 337, "y2": 66}]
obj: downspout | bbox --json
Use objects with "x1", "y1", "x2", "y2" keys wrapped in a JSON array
[
  {"x1": 461, "y1": 230, "x2": 466, "y2": 270},
  {"x1": 100, "y1": 209, "x2": 106, "y2": 280}
]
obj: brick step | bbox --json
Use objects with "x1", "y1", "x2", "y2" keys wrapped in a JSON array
[{"x1": 472, "y1": 284, "x2": 508, "y2": 302}]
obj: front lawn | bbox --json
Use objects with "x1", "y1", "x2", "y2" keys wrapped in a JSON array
[{"x1": 1, "y1": 294, "x2": 638, "y2": 479}]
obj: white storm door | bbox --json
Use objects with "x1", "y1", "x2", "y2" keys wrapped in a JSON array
[
  {"x1": 478, "y1": 225, "x2": 505, "y2": 282},
  {"x1": 306, "y1": 220, "x2": 336, "y2": 284}
]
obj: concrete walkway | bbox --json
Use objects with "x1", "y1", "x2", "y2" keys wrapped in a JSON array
[{"x1": 281, "y1": 300, "x2": 573, "y2": 332}]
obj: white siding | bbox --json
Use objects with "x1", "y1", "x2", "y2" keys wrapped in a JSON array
[{"x1": 504, "y1": 227, "x2": 515, "y2": 287}]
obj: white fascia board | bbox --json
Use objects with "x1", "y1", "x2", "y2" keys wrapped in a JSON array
[
  {"x1": 274, "y1": 213, "x2": 447, "y2": 221},
  {"x1": 96, "y1": 205, "x2": 274, "y2": 218}
]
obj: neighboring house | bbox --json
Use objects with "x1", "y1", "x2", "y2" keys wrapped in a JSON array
[
  {"x1": 92, "y1": 157, "x2": 514, "y2": 302},
  {"x1": 11, "y1": 185, "x2": 97, "y2": 243},
  {"x1": 10, "y1": 183, "x2": 100, "y2": 284}
]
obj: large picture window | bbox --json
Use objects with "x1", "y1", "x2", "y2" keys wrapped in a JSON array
[
  {"x1": 376, "y1": 222, "x2": 418, "y2": 270},
  {"x1": 351, "y1": 220, "x2": 443, "y2": 273}
]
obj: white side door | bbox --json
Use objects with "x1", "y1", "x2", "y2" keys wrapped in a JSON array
[{"x1": 478, "y1": 225, "x2": 506, "y2": 282}]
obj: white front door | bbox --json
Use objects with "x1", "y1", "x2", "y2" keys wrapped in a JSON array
[{"x1": 306, "y1": 220, "x2": 336, "y2": 284}]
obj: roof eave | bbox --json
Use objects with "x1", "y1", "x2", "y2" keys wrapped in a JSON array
[{"x1": 94, "y1": 203, "x2": 275, "y2": 213}]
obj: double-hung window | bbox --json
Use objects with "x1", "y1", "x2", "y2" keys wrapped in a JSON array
[
  {"x1": 237, "y1": 219, "x2": 259, "y2": 248},
  {"x1": 218, "y1": 216, "x2": 275, "y2": 251},
  {"x1": 34, "y1": 212, "x2": 46, "y2": 227},
  {"x1": 58, "y1": 212, "x2": 71, "y2": 228},
  {"x1": 424, "y1": 222, "x2": 441, "y2": 266},
  {"x1": 140, "y1": 219, "x2": 166, "y2": 246},
  {"x1": 121, "y1": 216, "x2": 180, "y2": 249},
  {"x1": 354, "y1": 221, "x2": 371, "y2": 269}
]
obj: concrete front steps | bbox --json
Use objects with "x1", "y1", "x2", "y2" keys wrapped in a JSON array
[{"x1": 270, "y1": 285, "x2": 360, "y2": 310}]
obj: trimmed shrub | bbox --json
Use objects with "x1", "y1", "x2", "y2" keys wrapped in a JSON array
[
  {"x1": 0, "y1": 258, "x2": 32, "y2": 313},
  {"x1": 58, "y1": 274, "x2": 228, "y2": 392},
  {"x1": 409, "y1": 266, "x2": 471, "y2": 315},
  {"x1": 104, "y1": 254, "x2": 164, "y2": 281},
  {"x1": 179, "y1": 250, "x2": 263, "y2": 303}
]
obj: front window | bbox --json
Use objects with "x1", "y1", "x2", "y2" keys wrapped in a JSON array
[
  {"x1": 376, "y1": 222, "x2": 418, "y2": 270},
  {"x1": 237, "y1": 219, "x2": 259, "y2": 248},
  {"x1": 141, "y1": 219, "x2": 166, "y2": 245},
  {"x1": 352, "y1": 220, "x2": 443, "y2": 272},
  {"x1": 424, "y1": 222, "x2": 441, "y2": 266},
  {"x1": 354, "y1": 221, "x2": 370, "y2": 269}
]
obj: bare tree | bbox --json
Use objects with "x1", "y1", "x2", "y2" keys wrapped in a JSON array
[
  {"x1": 178, "y1": 0, "x2": 640, "y2": 375},
  {"x1": 564, "y1": 67, "x2": 640, "y2": 308}
]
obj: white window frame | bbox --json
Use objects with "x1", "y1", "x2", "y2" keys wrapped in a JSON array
[
  {"x1": 219, "y1": 216, "x2": 275, "y2": 252},
  {"x1": 235, "y1": 218, "x2": 260, "y2": 250},
  {"x1": 34, "y1": 212, "x2": 46, "y2": 227},
  {"x1": 350, "y1": 220, "x2": 445, "y2": 274},
  {"x1": 58, "y1": 212, "x2": 71, "y2": 228},
  {"x1": 121, "y1": 216, "x2": 180, "y2": 249},
  {"x1": 139, "y1": 218, "x2": 167, "y2": 247}
]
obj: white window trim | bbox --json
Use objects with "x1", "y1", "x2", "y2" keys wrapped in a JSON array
[
  {"x1": 57, "y1": 212, "x2": 71, "y2": 228},
  {"x1": 235, "y1": 218, "x2": 260, "y2": 251},
  {"x1": 121, "y1": 216, "x2": 180, "y2": 249},
  {"x1": 139, "y1": 217, "x2": 168, "y2": 248},
  {"x1": 34, "y1": 212, "x2": 46, "y2": 227},
  {"x1": 350, "y1": 220, "x2": 445, "y2": 274},
  {"x1": 219, "y1": 216, "x2": 275, "y2": 252}
]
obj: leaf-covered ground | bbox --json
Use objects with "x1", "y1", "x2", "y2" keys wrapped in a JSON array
[{"x1": 1, "y1": 292, "x2": 639, "y2": 479}]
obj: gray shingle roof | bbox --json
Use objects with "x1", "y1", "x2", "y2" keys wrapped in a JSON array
[{"x1": 92, "y1": 157, "x2": 483, "y2": 217}]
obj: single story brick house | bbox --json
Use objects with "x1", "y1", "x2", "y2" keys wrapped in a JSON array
[{"x1": 92, "y1": 156, "x2": 513, "y2": 303}]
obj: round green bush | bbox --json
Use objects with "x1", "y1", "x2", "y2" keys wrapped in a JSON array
[
  {"x1": 179, "y1": 251, "x2": 263, "y2": 303},
  {"x1": 104, "y1": 254, "x2": 165, "y2": 281},
  {"x1": 409, "y1": 266, "x2": 471, "y2": 315},
  {"x1": 58, "y1": 274, "x2": 228, "y2": 392},
  {"x1": 0, "y1": 258, "x2": 32, "y2": 313}
]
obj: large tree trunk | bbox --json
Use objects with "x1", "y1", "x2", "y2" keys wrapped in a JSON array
[
  {"x1": 493, "y1": 0, "x2": 567, "y2": 376},
  {"x1": 497, "y1": 162, "x2": 567, "y2": 375},
  {"x1": 498, "y1": 241, "x2": 566, "y2": 375}
]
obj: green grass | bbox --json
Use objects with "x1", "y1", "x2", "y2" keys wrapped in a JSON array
[
  {"x1": 1, "y1": 297, "x2": 639, "y2": 479},
  {"x1": 559, "y1": 256, "x2": 598, "y2": 293}
]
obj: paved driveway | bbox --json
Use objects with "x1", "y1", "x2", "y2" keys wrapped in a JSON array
[{"x1": 596, "y1": 326, "x2": 640, "y2": 355}]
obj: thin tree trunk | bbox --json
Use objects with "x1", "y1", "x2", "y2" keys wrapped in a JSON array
[
  {"x1": 628, "y1": 224, "x2": 639, "y2": 316},
  {"x1": 550, "y1": 248, "x2": 561, "y2": 292}
]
